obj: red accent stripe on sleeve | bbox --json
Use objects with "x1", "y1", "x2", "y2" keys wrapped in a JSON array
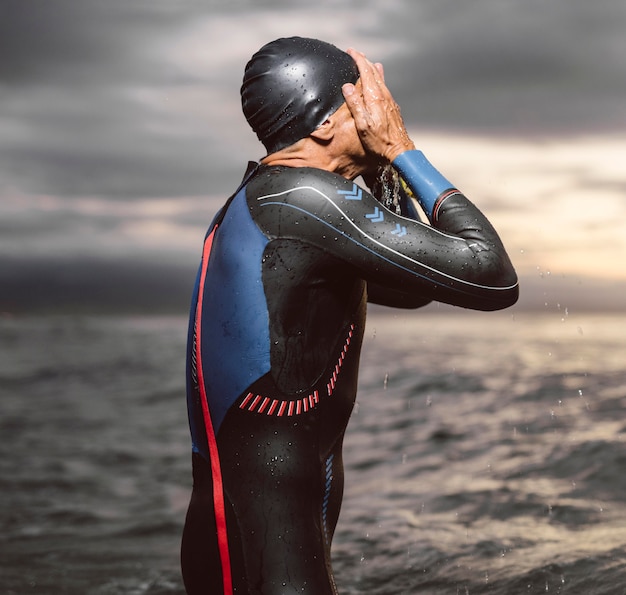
[{"x1": 432, "y1": 189, "x2": 462, "y2": 222}]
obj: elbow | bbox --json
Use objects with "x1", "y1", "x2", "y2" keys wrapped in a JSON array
[
  {"x1": 464, "y1": 262, "x2": 520, "y2": 312},
  {"x1": 479, "y1": 283, "x2": 519, "y2": 311},
  {"x1": 476, "y1": 271, "x2": 519, "y2": 311},
  {"x1": 479, "y1": 256, "x2": 519, "y2": 310},
  {"x1": 502, "y1": 277, "x2": 520, "y2": 308},
  {"x1": 497, "y1": 263, "x2": 520, "y2": 308}
]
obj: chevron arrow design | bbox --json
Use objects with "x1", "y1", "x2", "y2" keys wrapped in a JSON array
[
  {"x1": 365, "y1": 206, "x2": 384, "y2": 223},
  {"x1": 391, "y1": 223, "x2": 407, "y2": 237},
  {"x1": 337, "y1": 184, "x2": 362, "y2": 200}
]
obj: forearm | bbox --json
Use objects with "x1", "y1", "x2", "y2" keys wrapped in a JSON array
[
  {"x1": 392, "y1": 149, "x2": 518, "y2": 289},
  {"x1": 392, "y1": 150, "x2": 458, "y2": 223},
  {"x1": 250, "y1": 166, "x2": 519, "y2": 312}
]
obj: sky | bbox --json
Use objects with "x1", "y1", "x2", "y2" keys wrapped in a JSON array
[{"x1": 1, "y1": 0, "x2": 625, "y2": 313}]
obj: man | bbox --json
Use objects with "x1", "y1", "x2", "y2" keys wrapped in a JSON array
[{"x1": 181, "y1": 37, "x2": 518, "y2": 595}]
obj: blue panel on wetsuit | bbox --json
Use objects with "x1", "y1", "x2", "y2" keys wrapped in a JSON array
[{"x1": 197, "y1": 188, "x2": 271, "y2": 435}]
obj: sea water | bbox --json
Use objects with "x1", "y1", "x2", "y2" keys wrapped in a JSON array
[{"x1": 1, "y1": 310, "x2": 624, "y2": 594}]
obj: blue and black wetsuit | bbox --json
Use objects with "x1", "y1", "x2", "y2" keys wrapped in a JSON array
[{"x1": 181, "y1": 153, "x2": 518, "y2": 595}]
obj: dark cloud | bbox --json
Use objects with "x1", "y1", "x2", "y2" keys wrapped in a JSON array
[
  {"x1": 0, "y1": 0, "x2": 248, "y2": 199},
  {"x1": 2, "y1": 0, "x2": 625, "y2": 204},
  {"x1": 386, "y1": 0, "x2": 626, "y2": 133},
  {"x1": 1, "y1": 88, "x2": 236, "y2": 199},
  {"x1": 0, "y1": 0, "x2": 191, "y2": 86},
  {"x1": 1, "y1": 0, "x2": 625, "y2": 313},
  {"x1": 0, "y1": 255, "x2": 197, "y2": 315}
]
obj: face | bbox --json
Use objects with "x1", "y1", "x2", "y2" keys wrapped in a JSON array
[{"x1": 329, "y1": 101, "x2": 378, "y2": 179}]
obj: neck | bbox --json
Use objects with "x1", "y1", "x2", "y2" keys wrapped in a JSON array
[{"x1": 262, "y1": 139, "x2": 367, "y2": 180}]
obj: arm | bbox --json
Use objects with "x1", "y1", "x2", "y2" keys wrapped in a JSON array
[
  {"x1": 341, "y1": 49, "x2": 518, "y2": 310},
  {"x1": 365, "y1": 171, "x2": 432, "y2": 308},
  {"x1": 248, "y1": 50, "x2": 518, "y2": 312},
  {"x1": 249, "y1": 166, "x2": 518, "y2": 312}
]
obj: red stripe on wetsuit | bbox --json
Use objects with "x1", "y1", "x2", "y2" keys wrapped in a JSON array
[{"x1": 194, "y1": 224, "x2": 233, "y2": 595}]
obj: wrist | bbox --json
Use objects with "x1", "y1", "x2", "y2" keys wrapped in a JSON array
[
  {"x1": 392, "y1": 150, "x2": 454, "y2": 217},
  {"x1": 386, "y1": 141, "x2": 416, "y2": 163}
]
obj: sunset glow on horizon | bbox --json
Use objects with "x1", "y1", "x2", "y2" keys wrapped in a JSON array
[{"x1": 2, "y1": 1, "x2": 625, "y2": 312}]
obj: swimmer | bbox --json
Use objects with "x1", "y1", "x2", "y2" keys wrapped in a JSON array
[{"x1": 181, "y1": 37, "x2": 518, "y2": 595}]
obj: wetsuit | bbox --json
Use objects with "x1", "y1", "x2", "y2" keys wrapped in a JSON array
[{"x1": 181, "y1": 153, "x2": 518, "y2": 595}]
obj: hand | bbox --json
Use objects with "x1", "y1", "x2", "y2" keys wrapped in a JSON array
[{"x1": 342, "y1": 48, "x2": 415, "y2": 164}]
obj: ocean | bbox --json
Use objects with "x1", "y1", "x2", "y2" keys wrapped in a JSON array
[{"x1": 1, "y1": 310, "x2": 625, "y2": 594}]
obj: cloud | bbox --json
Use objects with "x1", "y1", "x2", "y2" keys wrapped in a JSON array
[
  {"x1": 1, "y1": 0, "x2": 625, "y2": 313},
  {"x1": 386, "y1": 0, "x2": 626, "y2": 133},
  {"x1": 0, "y1": 0, "x2": 257, "y2": 201},
  {"x1": 0, "y1": 1, "x2": 406, "y2": 201},
  {"x1": 0, "y1": 254, "x2": 197, "y2": 315},
  {"x1": 0, "y1": 0, "x2": 193, "y2": 86},
  {"x1": 0, "y1": 193, "x2": 213, "y2": 261},
  {"x1": 3, "y1": 0, "x2": 625, "y2": 204},
  {"x1": 1, "y1": 84, "x2": 240, "y2": 199},
  {"x1": 414, "y1": 131, "x2": 626, "y2": 283}
]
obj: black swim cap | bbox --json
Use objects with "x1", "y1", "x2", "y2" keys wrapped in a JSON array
[{"x1": 241, "y1": 37, "x2": 359, "y2": 154}]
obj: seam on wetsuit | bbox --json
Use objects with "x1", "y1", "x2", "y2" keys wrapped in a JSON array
[
  {"x1": 238, "y1": 323, "x2": 355, "y2": 416},
  {"x1": 194, "y1": 224, "x2": 234, "y2": 595}
]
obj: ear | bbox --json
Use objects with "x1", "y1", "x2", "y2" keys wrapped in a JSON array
[{"x1": 309, "y1": 117, "x2": 335, "y2": 143}]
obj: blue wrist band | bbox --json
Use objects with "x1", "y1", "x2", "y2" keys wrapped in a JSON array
[{"x1": 392, "y1": 150, "x2": 454, "y2": 217}]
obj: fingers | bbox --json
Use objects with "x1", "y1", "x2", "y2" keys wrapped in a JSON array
[
  {"x1": 346, "y1": 48, "x2": 387, "y2": 95},
  {"x1": 343, "y1": 47, "x2": 415, "y2": 163},
  {"x1": 341, "y1": 80, "x2": 366, "y2": 133},
  {"x1": 343, "y1": 47, "x2": 394, "y2": 126},
  {"x1": 375, "y1": 61, "x2": 385, "y2": 81},
  {"x1": 342, "y1": 49, "x2": 381, "y2": 118}
]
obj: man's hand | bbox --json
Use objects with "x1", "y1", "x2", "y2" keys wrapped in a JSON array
[{"x1": 342, "y1": 48, "x2": 415, "y2": 164}]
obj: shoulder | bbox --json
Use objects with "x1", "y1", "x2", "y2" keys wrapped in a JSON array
[
  {"x1": 246, "y1": 165, "x2": 355, "y2": 204},
  {"x1": 245, "y1": 166, "x2": 366, "y2": 238}
]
